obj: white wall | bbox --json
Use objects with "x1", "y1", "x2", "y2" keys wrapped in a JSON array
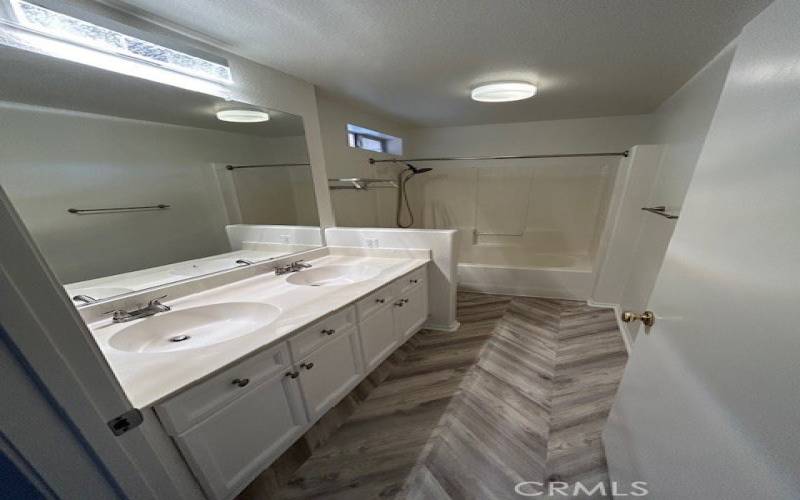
[
  {"x1": 0, "y1": 102, "x2": 308, "y2": 284},
  {"x1": 591, "y1": 44, "x2": 736, "y2": 340},
  {"x1": 404, "y1": 115, "x2": 654, "y2": 260},
  {"x1": 315, "y1": 90, "x2": 414, "y2": 228}
]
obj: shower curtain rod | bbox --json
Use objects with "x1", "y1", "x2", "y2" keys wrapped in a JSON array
[
  {"x1": 226, "y1": 162, "x2": 311, "y2": 170},
  {"x1": 368, "y1": 150, "x2": 629, "y2": 164}
]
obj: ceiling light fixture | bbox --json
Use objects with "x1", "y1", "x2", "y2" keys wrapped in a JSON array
[
  {"x1": 471, "y1": 81, "x2": 537, "y2": 102},
  {"x1": 216, "y1": 109, "x2": 270, "y2": 123}
]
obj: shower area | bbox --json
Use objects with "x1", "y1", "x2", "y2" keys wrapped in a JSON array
[{"x1": 365, "y1": 151, "x2": 626, "y2": 299}]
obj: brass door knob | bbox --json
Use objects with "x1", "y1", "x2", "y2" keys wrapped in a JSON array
[{"x1": 621, "y1": 310, "x2": 655, "y2": 327}]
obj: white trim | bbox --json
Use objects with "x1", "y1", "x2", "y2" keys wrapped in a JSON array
[
  {"x1": 458, "y1": 282, "x2": 588, "y2": 301},
  {"x1": 586, "y1": 299, "x2": 632, "y2": 354},
  {"x1": 423, "y1": 320, "x2": 461, "y2": 332},
  {"x1": 0, "y1": 186, "x2": 184, "y2": 498}
]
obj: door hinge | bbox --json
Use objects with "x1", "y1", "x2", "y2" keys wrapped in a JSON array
[{"x1": 107, "y1": 408, "x2": 143, "y2": 436}]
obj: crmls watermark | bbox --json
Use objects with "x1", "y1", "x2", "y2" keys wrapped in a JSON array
[{"x1": 514, "y1": 480, "x2": 649, "y2": 497}]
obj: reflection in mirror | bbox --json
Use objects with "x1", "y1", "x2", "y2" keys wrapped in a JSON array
[{"x1": 0, "y1": 44, "x2": 322, "y2": 306}]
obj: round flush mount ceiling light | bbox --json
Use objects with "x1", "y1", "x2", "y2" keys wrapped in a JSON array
[
  {"x1": 470, "y1": 81, "x2": 537, "y2": 102},
  {"x1": 216, "y1": 109, "x2": 270, "y2": 123}
]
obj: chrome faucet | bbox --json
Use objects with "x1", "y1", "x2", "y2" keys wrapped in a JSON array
[
  {"x1": 236, "y1": 259, "x2": 256, "y2": 265},
  {"x1": 275, "y1": 260, "x2": 312, "y2": 276},
  {"x1": 106, "y1": 296, "x2": 171, "y2": 323},
  {"x1": 72, "y1": 294, "x2": 97, "y2": 305}
]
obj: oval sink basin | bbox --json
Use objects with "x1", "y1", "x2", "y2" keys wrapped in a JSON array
[
  {"x1": 109, "y1": 302, "x2": 280, "y2": 353},
  {"x1": 286, "y1": 265, "x2": 381, "y2": 287}
]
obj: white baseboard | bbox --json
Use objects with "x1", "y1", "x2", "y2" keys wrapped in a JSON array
[
  {"x1": 586, "y1": 299, "x2": 632, "y2": 354},
  {"x1": 423, "y1": 320, "x2": 461, "y2": 332},
  {"x1": 458, "y1": 282, "x2": 589, "y2": 301}
]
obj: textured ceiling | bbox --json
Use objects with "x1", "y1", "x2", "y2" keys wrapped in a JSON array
[{"x1": 112, "y1": 1, "x2": 769, "y2": 126}]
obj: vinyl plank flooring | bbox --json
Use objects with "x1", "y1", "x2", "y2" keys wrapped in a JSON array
[{"x1": 241, "y1": 292, "x2": 627, "y2": 500}]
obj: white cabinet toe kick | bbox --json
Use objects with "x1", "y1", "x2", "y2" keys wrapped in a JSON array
[{"x1": 154, "y1": 266, "x2": 429, "y2": 500}]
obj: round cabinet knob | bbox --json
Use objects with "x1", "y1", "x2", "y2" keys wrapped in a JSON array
[
  {"x1": 376, "y1": 298, "x2": 386, "y2": 304},
  {"x1": 410, "y1": 279, "x2": 419, "y2": 284},
  {"x1": 395, "y1": 300, "x2": 405, "y2": 307},
  {"x1": 285, "y1": 370, "x2": 299, "y2": 379},
  {"x1": 232, "y1": 378, "x2": 250, "y2": 387},
  {"x1": 300, "y1": 362, "x2": 314, "y2": 370},
  {"x1": 321, "y1": 328, "x2": 336, "y2": 336}
]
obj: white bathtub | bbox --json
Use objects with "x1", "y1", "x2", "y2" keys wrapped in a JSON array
[{"x1": 457, "y1": 247, "x2": 594, "y2": 299}]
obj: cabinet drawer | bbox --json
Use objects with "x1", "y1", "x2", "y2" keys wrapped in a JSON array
[
  {"x1": 156, "y1": 343, "x2": 291, "y2": 435},
  {"x1": 356, "y1": 284, "x2": 397, "y2": 321},
  {"x1": 289, "y1": 306, "x2": 355, "y2": 360},
  {"x1": 398, "y1": 266, "x2": 427, "y2": 294}
]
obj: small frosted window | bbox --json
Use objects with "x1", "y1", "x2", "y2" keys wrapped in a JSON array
[
  {"x1": 346, "y1": 124, "x2": 402, "y2": 155},
  {"x1": 356, "y1": 135, "x2": 385, "y2": 153},
  {"x1": 9, "y1": 0, "x2": 233, "y2": 83}
]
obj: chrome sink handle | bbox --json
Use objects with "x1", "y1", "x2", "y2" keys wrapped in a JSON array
[
  {"x1": 105, "y1": 295, "x2": 171, "y2": 323},
  {"x1": 275, "y1": 260, "x2": 313, "y2": 275},
  {"x1": 147, "y1": 295, "x2": 171, "y2": 312}
]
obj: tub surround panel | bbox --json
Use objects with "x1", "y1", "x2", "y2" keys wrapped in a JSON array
[
  {"x1": 86, "y1": 250, "x2": 429, "y2": 408},
  {"x1": 591, "y1": 145, "x2": 665, "y2": 305},
  {"x1": 458, "y1": 258, "x2": 594, "y2": 300}
]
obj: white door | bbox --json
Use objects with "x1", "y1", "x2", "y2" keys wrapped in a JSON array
[
  {"x1": 177, "y1": 372, "x2": 306, "y2": 500},
  {"x1": 603, "y1": 2, "x2": 800, "y2": 499},
  {"x1": 394, "y1": 284, "x2": 428, "y2": 340},
  {"x1": 297, "y1": 328, "x2": 362, "y2": 420},
  {"x1": 360, "y1": 304, "x2": 400, "y2": 371}
]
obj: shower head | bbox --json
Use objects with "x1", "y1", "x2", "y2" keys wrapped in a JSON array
[{"x1": 406, "y1": 163, "x2": 433, "y2": 174}]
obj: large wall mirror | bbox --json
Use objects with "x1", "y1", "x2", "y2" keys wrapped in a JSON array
[{"x1": 0, "y1": 42, "x2": 323, "y2": 306}]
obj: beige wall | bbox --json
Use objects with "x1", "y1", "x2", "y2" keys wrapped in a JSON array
[
  {"x1": 209, "y1": 54, "x2": 333, "y2": 228},
  {"x1": 315, "y1": 90, "x2": 414, "y2": 228},
  {"x1": 230, "y1": 135, "x2": 318, "y2": 226}
]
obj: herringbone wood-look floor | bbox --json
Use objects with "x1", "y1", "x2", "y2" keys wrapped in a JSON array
[{"x1": 241, "y1": 292, "x2": 627, "y2": 500}]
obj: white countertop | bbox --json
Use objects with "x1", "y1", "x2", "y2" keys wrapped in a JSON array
[{"x1": 88, "y1": 253, "x2": 429, "y2": 408}]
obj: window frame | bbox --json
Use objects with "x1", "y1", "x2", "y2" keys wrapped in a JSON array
[
  {"x1": 348, "y1": 131, "x2": 387, "y2": 153},
  {"x1": 346, "y1": 124, "x2": 402, "y2": 155}
]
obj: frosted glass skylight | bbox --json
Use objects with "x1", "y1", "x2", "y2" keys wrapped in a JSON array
[{"x1": 9, "y1": 0, "x2": 232, "y2": 83}]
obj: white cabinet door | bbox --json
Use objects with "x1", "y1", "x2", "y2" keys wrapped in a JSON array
[
  {"x1": 394, "y1": 283, "x2": 428, "y2": 340},
  {"x1": 175, "y1": 373, "x2": 306, "y2": 500},
  {"x1": 359, "y1": 303, "x2": 399, "y2": 372},
  {"x1": 297, "y1": 328, "x2": 362, "y2": 421}
]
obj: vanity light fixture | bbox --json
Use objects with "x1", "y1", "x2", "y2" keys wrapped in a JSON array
[
  {"x1": 471, "y1": 81, "x2": 537, "y2": 102},
  {"x1": 216, "y1": 109, "x2": 270, "y2": 123}
]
